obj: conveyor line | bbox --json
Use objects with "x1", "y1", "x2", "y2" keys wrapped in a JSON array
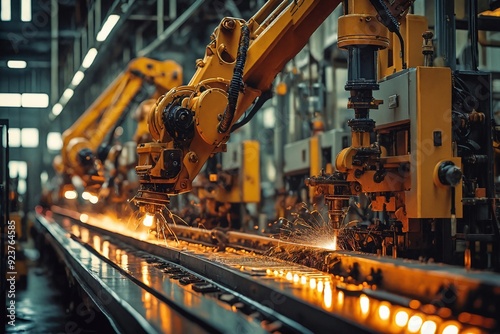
[{"x1": 38, "y1": 207, "x2": 500, "y2": 334}]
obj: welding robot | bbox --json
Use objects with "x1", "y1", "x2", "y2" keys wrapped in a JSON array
[
  {"x1": 55, "y1": 57, "x2": 182, "y2": 210},
  {"x1": 131, "y1": 0, "x2": 500, "y2": 270}
]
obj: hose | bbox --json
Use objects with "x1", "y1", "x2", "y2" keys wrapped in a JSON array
[{"x1": 218, "y1": 24, "x2": 250, "y2": 134}]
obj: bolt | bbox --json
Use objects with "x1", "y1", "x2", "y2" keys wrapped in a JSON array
[
  {"x1": 222, "y1": 18, "x2": 236, "y2": 30},
  {"x1": 196, "y1": 59, "x2": 205, "y2": 68},
  {"x1": 188, "y1": 152, "x2": 199, "y2": 163}
]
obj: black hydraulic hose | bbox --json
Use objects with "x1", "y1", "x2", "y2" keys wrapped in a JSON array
[
  {"x1": 369, "y1": 0, "x2": 406, "y2": 68},
  {"x1": 230, "y1": 89, "x2": 273, "y2": 133},
  {"x1": 218, "y1": 24, "x2": 250, "y2": 134}
]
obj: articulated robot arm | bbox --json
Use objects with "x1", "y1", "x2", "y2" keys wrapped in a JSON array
[
  {"x1": 133, "y1": 0, "x2": 414, "y2": 216},
  {"x1": 58, "y1": 57, "x2": 182, "y2": 192}
]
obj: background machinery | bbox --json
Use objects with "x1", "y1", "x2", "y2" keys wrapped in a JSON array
[
  {"x1": 131, "y1": 0, "x2": 500, "y2": 271},
  {"x1": 55, "y1": 57, "x2": 182, "y2": 210},
  {"x1": 22, "y1": 1, "x2": 500, "y2": 333}
]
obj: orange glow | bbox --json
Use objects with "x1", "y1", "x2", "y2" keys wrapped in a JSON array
[
  {"x1": 143, "y1": 213, "x2": 154, "y2": 227},
  {"x1": 317, "y1": 280, "x2": 324, "y2": 293},
  {"x1": 442, "y1": 324, "x2": 460, "y2": 334},
  {"x1": 300, "y1": 275, "x2": 307, "y2": 285},
  {"x1": 64, "y1": 190, "x2": 77, "y2": 199},
  {"x1": 293, "y1": 273, "x2": 300, "y2": 283},
  {"x1": 408, "y1": 315, "x2": 423, "y2": 333},
  {"x1": 81, "y1": 229, "x2": 89, "y2": 243},
  {"x1": 323, "y1": 282, "x2": 332, "y2": 309},
  {"x1": 378, "y1": 304, "x2": 391, "y2": 321},
  {"x1": 71, "y1": 225, "x2": 80, "y2": 237},
  {"x1": 121, "y1": 254, "x2": 128, "y2": 267},
  {"x1": 420, "y1": 320, "x2": 437, "y2": 334},
  {"x1": 359, "y1": 294, "x2": 370, "y2": 316},
  {"x1": 93, "y1": 235, "x2": 101, "y2": 252},
  {"x1": 102, "y1": 241, "x2": 110, "y2": 258},
  {"x1": 309, "y1": 278, "x2": 317, "y2": 290},
  {"x1": 80, "y1": 213, "x2": 89, "y2": 222},
  {"x1": 337, "y1": 291, "x2": 344, "y2": 308},
  {"x1": 286, "y1": 272, "x2": 293, "y2": 281},
  {"x1": 142, "y1": 262, "x2": 150, "y2": 286},
  {"x1": 395, "y1": 310, "x2": 409, "y2": 327}
]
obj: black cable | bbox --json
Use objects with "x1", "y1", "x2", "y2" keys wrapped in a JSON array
[
  {"x1": 218, "y1": 24, "x2": 250, "y2": 134},
  {"x1": 369, "y1": 0, "x2": 406, "y2": 68},
  {"x1": 230, "y1": 89, "x2": 273, "y2": 133}
]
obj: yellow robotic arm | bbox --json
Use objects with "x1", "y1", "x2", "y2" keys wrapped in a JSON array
[
  {"x1": 133, "y1": 0, "x2": 414, "y2": 213},
  {"x1": 59, "y1": 57, "x2": 182, "y2": 188}
]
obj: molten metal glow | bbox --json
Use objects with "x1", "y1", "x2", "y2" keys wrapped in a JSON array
[
  {"x1": 359, "y1": 294, "x2": 370, "y2": 315},
  {"x1": 309, "y1": 278, "x2": 317, "y2": 289},
  {"x1": 317, "y1": 280, "x2": 324, "y2": 293},
  {"x1": 323, "y1": 282, "x2": 332, "y2": 309},
  {"x1": 442, "y1": 324, "x2": 459, "y2": 334},
  {"x1": 395, "y1": 310, "x2": 409, "y2": 327},
  {"x1": 378, "y1": 304, "x2": 390, "y2": 321},
  {"x1": 420, "y1": 320, "x2": 437, "y2": 334},
  {"x1": 143, "y1": 214, "x2": 154, "y2": 227},
  {"x1": 408, "y1": 315, "x2": 423, "y2": 333}
]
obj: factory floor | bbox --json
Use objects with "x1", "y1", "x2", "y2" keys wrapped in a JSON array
[{"x1": 5, "y1": 237, "x2": 116, "y2": 334}]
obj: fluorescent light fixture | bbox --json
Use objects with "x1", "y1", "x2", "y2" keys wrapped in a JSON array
[
  {"x1": 71, "y1": 70, "x2": 85, "y2": 86},
  {"x1": 61, "y1": 88, "x2": 74, "y2": 104},
  {"x1": 82, "y1": 48, "x2": 98, "y2": 68},
  {"x1": 47, "y1": 132, "x2": 63, "y2": 151},
  {"x1": 9, "y1": 160, "x2": 28, "y2": 179},
  {"x1": 96, "y1": 14, "x2": 120, "y2": 42},
  {"x1": 17, "y1": 179, "x2": 26, "y2": 194},
  {"x1": 21, "y1": 93, "x2": 49, "y2": 108},
  {"x1": 8, "y1": 128, "x2": 21, "y2": 147},
  {"x1": 21, "y1": 128, "x2": 39, "y2": 147},
  {"x1": 1, "y1": 0, "x2": 11, "y2": 21},
  {"x1": 52, "y1": 103, "x2": 63, "y2": 116},
  {"x1": 0, "y1": 93, "x2": 21, "y2": 107},
  {"x1": 7, "y1": 60, "x2": 27, "y2": 68},
  {"x1": 21, "y1": 0, "x2": 31, "y2": 22}
]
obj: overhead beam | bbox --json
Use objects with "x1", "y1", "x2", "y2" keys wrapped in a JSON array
[{"x1": 138, "y1": 0, "x2": 204, "y2": 57}]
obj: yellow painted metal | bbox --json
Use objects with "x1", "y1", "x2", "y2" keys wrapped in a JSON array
[
  {"x1": 61, "y1": 57, "x2": 182, "y2": 179},
  {"x1": 378, "y1": 14, "x2": 428, "y2": 78},
  {"x1": 405, "y1": 67, "x2": 462, "y2": 218},
  {"x1": 309, "y1": 136, "x2": 321, "y2": 202},
  {"x1": 216, "y1": 140, "x2": 260, "y2": 203},
  {"x1": 338, "y1": 0, "x2": 390, "y2": 50}
]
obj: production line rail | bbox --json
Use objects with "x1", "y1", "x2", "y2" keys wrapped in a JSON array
[{"x1": 35, "y1": 207, "x2": 500, "y2": 334}]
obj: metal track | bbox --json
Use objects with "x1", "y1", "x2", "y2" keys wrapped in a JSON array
[{"x1": 38, "y1": 207, "x2": 500, "y2": 334}]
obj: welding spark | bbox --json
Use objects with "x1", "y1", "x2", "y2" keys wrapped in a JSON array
[
  {"x1": 128, "y1": 206, "x2": 184, "y2": 247},
  {"x1": 275, "y1": 202, "x2": 338, "y2": 251}
]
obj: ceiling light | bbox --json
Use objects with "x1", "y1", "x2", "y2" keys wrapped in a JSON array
[
  {"x1": 52, "y1": 103, "x2": 63, "y2": 116},
  {"x1": 21, "y1": 0, "x2": 31, "y2": 22},
  {"x1": 96, "y1": 14, "x2": 120, "y2": 42},
  {"x1": 71, "y1": 71, "x2": 85, "y2": 86},
  {"x1": 7, "y1": 60, "x2": 27, "y2": 69},
  {"x1": 1, "y1": 0, "x2": 11, "y2": 21},
  {"x1": 0, "y1": 93, "x2": 21, "y2": 107},
  {"x1": 21, "y1": 93, "x2": 49, "y2": 108},
  {"x1": 82, "y1": 48, "x2": 98, "y2": 68},
  {"x1": 60, "y1": 88, "x2": 74, "y2": 104}
]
